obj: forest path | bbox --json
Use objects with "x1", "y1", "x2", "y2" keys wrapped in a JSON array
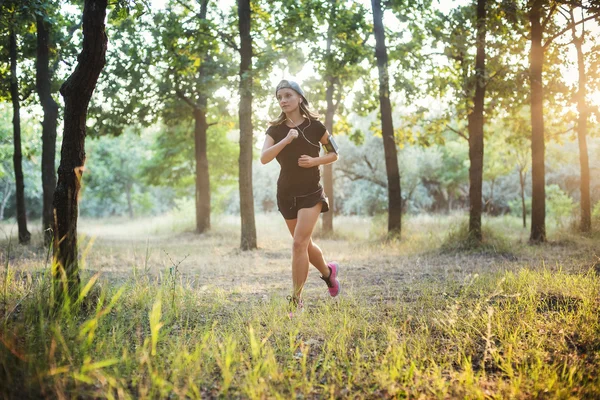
[{"x1": 2, "y1": 213, "x2": 595, "y2": 303}]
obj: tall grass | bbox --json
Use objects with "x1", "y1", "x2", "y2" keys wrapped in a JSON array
[{"x1": 1, "y1": 261, "x2": 599, "y2": 398}]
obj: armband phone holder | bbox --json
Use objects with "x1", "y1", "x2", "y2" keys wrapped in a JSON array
[{"x1": 324, "y1": 134, "x2": 339, "y2": 154}]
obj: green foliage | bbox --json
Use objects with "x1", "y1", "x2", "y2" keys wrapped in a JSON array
[
  {"x1": 0, "y1": 0, "x2": 38, "y2": 105},
  {"x1": 140, "y1": 122, "x2": 238, "y2": 196},
  {"x1": 1, "y1": 0, "x2": 597, "y2": 233},
  {"x1": 411, "y1": 1, "x2": 529, "y2": 146},
  {"x1": 280, "y1": 0, "x2": 372, "y2": 134},
  {"x1": 110, "y1": 0, "x2": 151, "y2": 23},
  {"x1": 546, "y1": 184, "x2": 575, "y2": 226},
  {"x1": 0, "y1": 104, "x2": 43, "y2": 220},
  {"x1": 388, "y1": 0, "x2": 435, "y2": 101},
  {"x1": 593, "y1": 200, "x2": 600, "y2": 222},
  {"x1": 81, "y1": 129, "x2": 160, "y2": 218},
  {"x1": 88, "y1": 12, "x2": 158, "y2": 135},
  {"x1": 508, "y1": 196, "x2": 531, "y2": 218}
]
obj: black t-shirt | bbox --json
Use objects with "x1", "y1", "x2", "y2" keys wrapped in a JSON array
[{"x1": 266, "y1": 118, "x2": 327, "y2": 196}]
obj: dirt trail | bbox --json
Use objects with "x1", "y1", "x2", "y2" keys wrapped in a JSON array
[{"x1": 1, "y1": 215, "x2": 597, "y2": 302}]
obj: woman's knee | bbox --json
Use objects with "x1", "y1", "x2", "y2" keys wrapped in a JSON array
[{"x1": 293, "y1": 237, "x2": 310, "y2": 252}]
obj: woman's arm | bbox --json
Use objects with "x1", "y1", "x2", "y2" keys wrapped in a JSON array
[
  {"x1": 318, "y1": 130, "x2": 340, "y2": 165},
  {"x1": 260, "y1": 129, "x2": 298, "y2": 164},
  {"x1": 298, "y1": 152, "x2": 338, "y2": 168},
  {"x1": 298, "y1": 130, "x2": 340, "y2": 168}
]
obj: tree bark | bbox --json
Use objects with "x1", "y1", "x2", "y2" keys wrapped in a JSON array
[
  {"x1": 196, "y1": 0, "x2": 210, "y2": 234},
  {"x1": 194, "y1": 104, "x2": 210, "y2": 233},
  {"x1": 9, "y1": 28, "x2": 31, "y2": 244},
  {"x1": 238, "y1": 0, "x2": 257, "y2": 250},
  {"x1": 372, "y1": 0, "x2": 401, "y2": 236},
  {"x1": 322, "y1": 80, "x2": 335, "y2": 234},
  {"x1": 570, "y1": 11, "x2": 591, "y2": 232},
  {"x1": 321, "y1": 0, "x2": 337, "y2": 235},
  {"x1": 53, "y1": 0, "x2": 108, "y2": 305},
  {"x1": 467, "y1": 0, "x2": 486, "y2": 242},
  {"x1": 529, "y1": 0, "x2": 546, "y2": 243},
  {"x1": 37, "y1": 15, "x2": 60, "y2": 246}
]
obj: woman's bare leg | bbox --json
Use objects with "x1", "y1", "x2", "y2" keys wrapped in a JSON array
[
  {"x1": 284, "y1": 217, "x2": 329, "y2": 277},
  {"x1": 290, "y1": 202, "x2": 323, "y2": 298}
]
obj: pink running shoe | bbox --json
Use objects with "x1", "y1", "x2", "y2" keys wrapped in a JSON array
[{"x1": 320, "y1": 262, "x2": 340, "y2": 297}]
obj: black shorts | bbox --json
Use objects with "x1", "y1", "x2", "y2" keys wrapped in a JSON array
[{"x1": 277, "y1": 186, "x2": 330, "y2": 220}]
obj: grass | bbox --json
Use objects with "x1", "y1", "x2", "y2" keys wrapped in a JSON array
[
  {"x1": 439, "y1": 218, "x2": 516, "y2": 255},
  {"x1": 1, "y1": 213, "x2": 600, "y2": 398}
]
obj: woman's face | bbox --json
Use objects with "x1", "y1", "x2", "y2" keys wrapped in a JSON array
[{"x1": 276, "y1": 88, "x2": 302, "y2": 113}]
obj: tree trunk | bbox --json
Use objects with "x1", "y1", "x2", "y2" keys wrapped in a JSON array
[
  {"x1": 571, "y1": 13, "x2": 591, "y2": 232},
  {"x1": 195, "y1": 0, "x2": 210, "y2": 234},
  {"x1": 36, "y1": 15, "x2": 60, "y2": 246},
  {"x1": 519, "y1": 167, "x2": 526, "y2": 228},
  {"x1": 9, "y1": 28, "x2": 31, "y2": 245},
  {"x1": 371, "y1": 0, "x2": 401, "y2": 236},
  {"x1": 321, "y1": 0, "x2": 337, "y2": 235},
  {"x1": 467, "y1": 0, "x2": 486, "y2": 242},
  {"x1": 529, "y1": 1, "x2": 546, "y2": 243},
  {"x1": 238, "y1": 0, "x2": 257, "y2": 250},
  {"x1": 53, "y1": 0, "x2": 108, "y2": 305},
  {"x1": 194, "y1": 105, "x2": 210, "y2": 233},
  {"x1": 322, "y1": 81, "x2": 335, "y2": 234}
]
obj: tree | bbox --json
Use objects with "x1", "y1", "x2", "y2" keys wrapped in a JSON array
[
  {"x1": 303, "y1": 0, "x2": 371, "y2": 234},
  {"x1": 0, "y1": 1, "x2": 33, "y2": 244},
  {"x1": 528, "y1": 0, "x2": 546, "y2": 242},
  {"x1": 567, "y1": 4, "x2": 595, "y2": 232},
  {"x1": 418, "y1": 1, "x2": 527, "y2": 241},
  {"x1": 53, "y1": 0, "x2": 108, "y2": 305},
  {"x1": 467, "y1": 0, "x2": 486, "y2": 241},
  {"x1": 149, "y1": 0, "x2": 236, "y2": 234},
  {"x1": 34, "y1": 1, "x2": 81, "y2": 245},
  {"x1": 36, "y1": 2, "x2": 59, "y2": 245},
  {"x1": 525, "y1": 0, "x2": 599, "y2": 242},
  {"x1": 9, "y1": 28, "x2": 32, "y2": 244},
  {"x1": 237, "y1": 0, "x2": 256, "y2": 250},
  {"x1": 371, "y1": 0, "x2": 402, "y2": 236},
  {"x1": 86, "y1": 0, "x2": 234, "y2": 234}
]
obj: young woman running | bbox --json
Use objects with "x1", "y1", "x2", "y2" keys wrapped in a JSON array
[{"x1": 260, "y1": 80, "x2": 341, "y2": 315}]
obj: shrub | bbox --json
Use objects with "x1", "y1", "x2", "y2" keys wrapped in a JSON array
[{"x1": 546, "y1": 184, "x2": 575, "y2": 227}]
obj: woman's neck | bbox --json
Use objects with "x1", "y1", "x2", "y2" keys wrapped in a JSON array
[{"x1": 284, "y1": 109, "x2": 304, "y2": 125}]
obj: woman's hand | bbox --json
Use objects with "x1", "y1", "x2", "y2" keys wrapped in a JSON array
[
  {"x1": 285, "y1": 129, "x2": 299, "y2": 144},
  {"x1": 298, "y1": 155, "x2": 317, "y2": 168}
]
